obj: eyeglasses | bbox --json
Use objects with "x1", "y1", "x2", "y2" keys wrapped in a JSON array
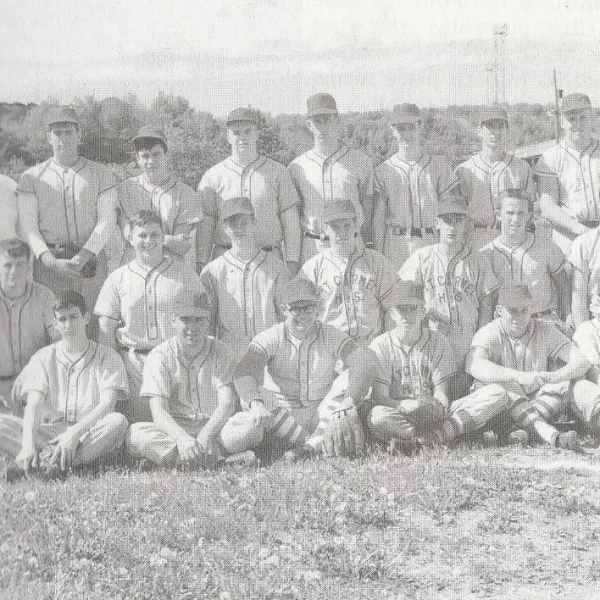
[{"x1": 287, "y1": 304, "x2": 317, "y2": 316}]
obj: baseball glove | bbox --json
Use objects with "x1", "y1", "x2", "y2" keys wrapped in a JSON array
[
  {"x1": 322, "y1": 398, "x2": 366, "y2": 458},
  {"x1": 53, "y1": 243, "x2": 97, "y2": 278}
]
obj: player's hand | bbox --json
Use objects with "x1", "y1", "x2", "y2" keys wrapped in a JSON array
[
  {"x1": 286, "y1": 261, "x2": 300, "y2": 277},
  {"x1": 322, "y1": 397, "x2": 366, "y2": 458},
  {"x1": 514, "y1": 371, "x2": 546, "y2": 389},
  {"x1": 195, "y1": 427, "x2": 221, "y2": 458},
  {"x1": 249, "y1": 399, "x2": 272, "y2": 429},
  {"x1": 175, "y1": 433, "x2": 201, "y2": 463},
  {"x1": 166, "y1": 233, "x2": 192, "y2": 256},
  {"x1": 398, "y1": 397, "x2": 445, "y2": 428},
  {"x1": 41, "y1": 252, "x2": 82, "y2": 279},
  {"x1": 49, "y1": 428, "x2": 80, "y2": 471},
  {"x1": 15, "y1": 445, "x2": 39, "y2": 476},
  {"x1": 537, "y1": 371, "x2": 561, "y2": 385},
  {"x1": 68, "y1": 248, "x2": 95, "y2": 270}
]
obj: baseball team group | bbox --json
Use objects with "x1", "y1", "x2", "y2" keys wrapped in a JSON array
[{"x1": 1, "y1": 89, "x2": 600, "y2": 480}]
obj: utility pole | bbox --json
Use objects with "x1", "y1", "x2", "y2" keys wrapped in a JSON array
[
  {"x1": 493, "y1": 24, "x2": 508, "y2": 105},
  {"x1": 553, "y1": 70, "x2": 563, "y2": 142}
]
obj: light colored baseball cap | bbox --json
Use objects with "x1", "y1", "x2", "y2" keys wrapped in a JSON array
[
  {"x1": 437, "y1": 196, "x2": 468, "y2": 216},
  {"x1": 497, "y1": 284, "x2": 533, "y2": 309},
  {"x1": 47, "y1": 106, "x2": 79, "y2": 129},
  {"x1": 306, "y1": 93, "x2": 338, "y2": 118},
  {"x1": 322, "y1": 199, "x2": 357, "y2": 223},
  {"x1": 221, "y1": 197, "x2": 254, "y2": 220},
  {"x1": 173, "y1": 291, "x2": 211, "y2": 317},
  {"x1": 281, "y1": 278, "x2": 320, "y2": 307},
  {"x1": 391, "y1": 103, "x2": 421, "y2": 124},
  {"x1": 226, "y1": 107, "x2": 258, "y2": 126},
  {"x1": 561, "y1": 93, "x2": 592, "y2": 114},
  {"x1": 390, "y1": 281, "x2": 425, "y2": 307},
  {"x1": 479, "y1": 106, "x2": 509, "y2": 125},
  {"x1": 132, "y1": 126, "x2": 168, "y2": 151}
]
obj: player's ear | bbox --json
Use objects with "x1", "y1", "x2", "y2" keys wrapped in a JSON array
[{"x1": 82, "y1": 311, "x2": 91, "y2": 327}]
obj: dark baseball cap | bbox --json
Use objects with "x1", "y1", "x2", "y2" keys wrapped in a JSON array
[
  {"x1": 390, "y1": 281, "x2": 425, "y2": 307},
  {"x1": 221, "y1": 197, "x2": 254, "y2": 220},
  {"x1": 322, "y1": 199, "x2": 357, "y2": 223},
  {"x1": 561, "y1": 93, "x2": 592, "y2": 114},
  {"x1": 306, "y1": 93, "x2": 338, "y2": 118},
  {"x1": 479, "y1": 106, "x2": 508, "y2": 126},
  {"x1": 47, "y1": 106, "x2": 79, "y2": 129},
  {"x1": 281, "y1": 278, "x2": 320, "y2": 307},
  {"x1": 391, "y1": 103, "x2": 421, "y2": 125},
  {"x1": 173, "y1": 291, "x2": 211, "y2": 317},
  {"x1": 437, "y1": 196, "x2": 468, "y2": 216},
  {"x1": 132, "y1": 126, "x2": 168, "y2": 152},
  {"x1": 226, "y1": 108, "x2": 258, "y2": 126},
  {"x1": 497, "y1": 284, "x2": 533, "y2": 309}
]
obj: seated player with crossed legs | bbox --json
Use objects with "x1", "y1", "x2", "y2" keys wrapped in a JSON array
[
  {"x1": 233, "y1": 278, "x2": 377, "y2": 461},
  {"x1": 125, "y1": 292, "x2": 263, "y2": 469},
  {"x1": 367, "y1": 281, "x2": 509, "y2": 453},
  {"x1": 467, "y1": 284, "x2": 589, "y2": 449},
  {"x1": 0, "y1": 290, "x2": 129, "y2": 481}
]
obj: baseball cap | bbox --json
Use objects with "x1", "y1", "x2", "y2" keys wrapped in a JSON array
[
  {"x1": 281, "y1": 278, "x2": 320, "y2": 307},
  {"x1": 221, "y1": 197, "x2": 254, "y2": 220},
  {"x1": 561, "y1": 93, "x2": 592, "y2": 114},
  {"x1": 47, "y1": 106, "x2": 79, "y2": 129},
  {"x1": 132, "y1": 126, "x2": 168, "y2": 152},
  {"x1": 479, "y1": 106, "x2": 508, "y2": 126},
  {"x1": 173, "y1": 291, "x2": 211, "y2": 317},
  {"x1": 306, "y1": 93, "x2": 338, "y2": 118},
  {"x1": 497, "y1": 284, "x2": 533, "y2": 309},
  {"x1": 322, "y1": 199, "x2": 357, "y2": 223},
  {"x1": 390, "y1": 281, "x2": 425, "y2": 307},
  {"x1": 226, "y1": 108, "x2": 258, "y2": 127},
  {"x1": 437, "y1": 196, "x2": 468, "y2": 216},
  {"x1": 391, "y1": 103, "x2": 421, "y2": 125}
]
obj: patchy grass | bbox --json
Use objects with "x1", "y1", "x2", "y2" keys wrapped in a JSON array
[{"x1": 2, "y1": 445, "x2": 600, "y2": 599}]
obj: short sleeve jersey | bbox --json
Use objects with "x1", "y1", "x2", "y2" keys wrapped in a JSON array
[
  {"x1": 374, "y1": 154, "x2": 459, "y2": 229},
  {"x1": 573, "y1": 320, "x2": 600, "y2": 367},
  {"x1": 200, "y1": 249, "x2": 289, "y2": 347},
  {"x1": 481, "y1": 233, "x2": 565, "y2": 315},
  {"x1": 567, "y1": 226, "x2": 600, "y2": 304},
  {"x1": 0, "y1": 281, "x2": 56, "y2": 377},
  {"x1": 250, "y1": 321, "x2": 355, "y2": 408},
  {"x1": 94, "y1": 256, "x2": 202, "y2": 350},
  {"x1": 370, "y1": 327, "x2": 456, "y2": 402},
  {"x1": 535, "y1": 140, "x2": 600, "y2": 222},
  {"x1": 456, "y1": 153, "x2": 534, "y2": 227},
  {"x1": 199, "y1": 156, "x2": 300, "y2": 249},
  {"x1": 0, "y1": 175, "x2": 17, "y2": 241},
  {"x1": 19, "y1": 341, "x2": 129, "y2": 423},
  {"x1": 288, "y1": 145, "x2": 372, "y2": 235},
  {"x1": 301, "y1": 247, "x2": 400, "y2": 344},
  {"x1": 140, "y1": 336, "x2": 236, "y2": 421}
]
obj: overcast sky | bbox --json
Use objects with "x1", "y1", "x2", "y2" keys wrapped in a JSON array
[{"x1": 1, "y1": 0, "x2": 599, "y2": 116}]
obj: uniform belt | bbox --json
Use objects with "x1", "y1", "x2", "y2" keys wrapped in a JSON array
[
  {"x1": 531, "y1": 309, "x2": 553, "y2": 318},
  {"x1": 217, "y1": 242, "x2": 282, "y2": 252},
  {"x1": 304, "y1": 231, "x2": 330, "y2": 242},
  {"x1": 388, "y1": 226, "x2": 435, "y2": 237},
  {"x1": 473, "y1": 223, "x2": 500, "y2": 230},
  {"x1": 120, "y1": 346, "x2": 153, "y2": 355}
]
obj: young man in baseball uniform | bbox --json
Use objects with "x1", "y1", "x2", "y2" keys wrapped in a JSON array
[
  {"x1": 115, "y1": 127, "x2": 202, "y2": 272},
  {"x1": 125, "y1": 291, "x2": 264, "y2": 467},
  {"x1": 456, "y1": 107, "x2": 534, "y2": 249},
  {"x1": 467, "y1": 284, "x2": 588, "y2": 450},
  {"x1": 0, "y1": 290, "x2": 129, "y2": 480},
  {"x1": 0, "y1": 173, "x2": 18, "y2": 241},
  {"x1": 373, "y1": 103, "x2": 460, "y2": 269},
  {"x1": 197, "y1": 108, "x2": 301, "y2": 275},
  {"x1": 289, "y1": 93, "x2": 374, "y2": 263},
  {"x1": 400, "y1": 196, "x2": 498, "y2": 365},
  {"x1": 233, "y1": 278, "x2": 377, "y2": 459},
  {"x1": 537, "y1": 93, "x2": 600, "y2": 254},
  {"x1": 95, "y1": 210, "x2": 202, "y2": 423},
  {"x1": 0, "y1": 239, "x2": 59, "y2": 415},
  {"x1": 301, "y1": 199, "x2": 400, "y2": 345},
  {"x1": 481, "y1": 189, "x2": 569, "y2": 328},
  {"x1": 367, "y1": 281, "x2": 509, "y2": 451},
  {"x1": 17, "y1": 107, "x2": 119, "y2": 314},
  {"x1": 200, "y1": 197, "x2": 289, "y2": 360}
]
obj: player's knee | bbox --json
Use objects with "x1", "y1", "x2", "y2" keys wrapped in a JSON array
[
  {"x1": 104, "y1": 412, "x2": 129, "y2": 437},
  {"x1": 366, "y1": 405, "x2": 390, "y2": 435},
  {"x1": 124, "y1": 421, "x2": 148, "y2": 454},
  {"x1": 220, "y1": 412, "x2": 264, "y2": 455}
]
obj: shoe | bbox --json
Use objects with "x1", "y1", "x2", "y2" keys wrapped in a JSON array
[
  {"x1": 388, "y1": 437, "x2": 421, "y2": 456},
  {"x1": 481, "y1": 431, "x2": 499, "y2": 448},
  {"x1": 556, "y1": 430, "x2": 580, "y2": 451},
  {"x1": 137, "y1": 458, "x2": 155, "y2": 472},
  {"x1": 508, "y1": 429, "x2": 529, "y2": 447},
  {"x1": 282, "y1": 445, "x2": 316, "y2": 463},
  {"x1": 2, "y1": 464, "x2": 25, "y2": 483},
  {"x1": 224, "y1": 450, "x2": 257, "y2": 466}
]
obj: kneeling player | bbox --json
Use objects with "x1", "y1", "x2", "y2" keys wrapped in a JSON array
[
  {"x1": 126, "y1": 292, "x2": 264, "y2": 467},
  {"x1": 0, "y1": 291, "x2": 129, "y2": 479}
]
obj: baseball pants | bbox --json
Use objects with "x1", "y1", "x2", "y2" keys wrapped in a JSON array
[
  {"x1": 119, "y1": 348, "x2": 152, "y2": 424},
  {"x1": 0, "y1": 378, "x2": 16, "y2": 415},
  {"x1": 571, "y1": 380, "x2": 600, "y2": 435}
]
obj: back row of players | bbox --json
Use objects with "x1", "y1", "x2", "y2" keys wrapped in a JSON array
[{"x1": 1, "y1": 91, "x2": 600, "y2": 475}]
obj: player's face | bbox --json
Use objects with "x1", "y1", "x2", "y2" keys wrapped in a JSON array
[
  {"x1": 324, "y1": 217, "x2": 358, "y2": 250},
  {"x1": 306, "y1": 114, "x2": 340, "y2": 145},
  {"x1": 389, "y1": 305, "x2": 424, "y2": 336},
  {"x1": 130, "y1": 223, "x2": 164, "y2": 261},
  {"x1": 47, "y1": 124, "x2": 80, "y2": 158},
  {"x1": 54, "y1": 306, "x2": 90, "y2": 340},
  {"x1": 478, "y1": 120, "x2": 507, "y2": 151},
  {"x1": 227, "y1": 121, "x2": 259, "y2": 152},
  {"x1": 222, "y1": 213, "x2": 256, "y2": 241},
  {"x1": 437, "y1": 213, "x2": 467, "y2": 245},
  {"x1": 500, "y1": 197, "x2": 530, "y2": 235},
  {"x1": 137, "y1": 144, "x2": 168, "y2": 177},
  {"x1": 391, "y1": 122, "x2": 420, "y2": 150},
  {"x1": 174, "y1": 314, "x2": 210, "y2": 349},
  {"x1": 284, "y1": 302, "x2": 318, "y2": 337},
  {"x1": 561, "y1": 109, "x2": 592, "y2": 141},
  {"x1": 0, "y1": 252, "x2": 28, "y2": 291},
  {"x1": 498, "y1": 305, "x2": 532, "y2": 338}
]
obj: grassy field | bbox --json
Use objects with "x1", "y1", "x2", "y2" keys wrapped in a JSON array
[{"x1": 2, "y1": 445, "x2": 600, "y2": 600}]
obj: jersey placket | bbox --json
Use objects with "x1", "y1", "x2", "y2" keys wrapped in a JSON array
[
  {"x1": 62, "y1": 343, "x2": 91, "y2": 422},
  {"x1": 297, "y1": 331, "x2": 317, "y2": 407},
  {"x1": 408, "y1": 159, "x2": 423, "y2": 229},
  {"x1": 64, "y1": 162, "x2": 83, "y2": 245},
  {"x1": 342, "y1": 253, "x2": 359, "y2": 338},
  {"x1": 242, "y1": 258, "x2": 257, "y2": 337},
  {"x1": 144, "y1": 267, "x2": 163, "y2": 341}
]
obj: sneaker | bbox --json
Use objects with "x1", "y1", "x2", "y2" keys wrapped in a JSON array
[
  {"x1": 507, "y1": 429, "x2": 529, "y2": 447},
  {"x1": 282, "y1": 445, "x2": 316, "y2": 463},
  {"x1": 556, "y1": 430, "x2": 580, "y2": 451}
]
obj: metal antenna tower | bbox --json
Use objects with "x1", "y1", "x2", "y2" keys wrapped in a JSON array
[{"x1": 493, "y1": 24, "x2": 508, "y2": 105}]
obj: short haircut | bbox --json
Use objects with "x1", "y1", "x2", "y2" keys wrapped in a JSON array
[
  {"x1": 0, "y1": 238, "x2": 31, "y2": 261},
  {"x1": 499, "y1": 188, "x2": 534, "y2": 212},
  {"x1": 53, "y1": 289, "x2": 87, "y2": 316},
  {"x1": 129, "y1": 210, "x2": 164, "y2": 231},
  {"x1": 134, "y1": 137, "x2": 167, "y2": 154}
]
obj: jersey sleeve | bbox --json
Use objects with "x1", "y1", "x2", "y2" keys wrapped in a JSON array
[
  {"x1": 174, "y1": 184, "x2": 204, "y2": 235},
  {"x1": 213, "y1": 342, "x2": 237, "y2": 388},
  {"x1": 547, "y1": 240, "x2": 566, "y2": 275},
  {"x1": 534, "y1": 148, "x2": 559, "y2": 179},
  {"x1": 476, "y1": 253, "x2": 500, "y2": 299},
  {"x1": 469, "y1": 323, "x2": 499, "y2": 361},
  {"x1": 250, "y1": 326, "x2": 281, "y2": 359},
  {"x1": 544, "y1": 324, "x2": 572, "y2": 362},
  {"x1": 17, "y1": 350, "x2": 49, "y2": 396},
  {"x1": 98, "y1": 347, "x2": 130, "y2": 394},
  {"x1": 94, "y1": 272, "x2": 122, "y2": 320},
  {"x1": 277, "y1": 164, "x2": 301, "y2": 213},
  {"x1": 98, "y1": 164, "x2": 119, "y2": 195},
  {"x1": 430, "y1": 335, "x2": 457, "y2": 385},
  {"x1": 398, "y1": 250, "x2": 424, "y2": 284},
  {"x1": 324, "y1": 325, "x2": 356, "y2": 363},
  {"x1": 377, "y1": 255, "x2": 402, "y2": 310},
  {"x1": 139, "y1": 348, "x2": 172, "y2": 399},
  {"x1": 573, "y1": 323, "x2": 600, "y2": 366},
  {"x1": 567, "y1": 234, "x2": 590, "y2": 274},
  {"x1": 359, "y1": 155, "x2": 375, "y2": 202},
  {"x1": 197, "y1": 175, "x2": 219, "y2": 219},
  {"x1": 455, "y1": 162, "x2": 473, "y2": 202},
  {"x1": 369, "y1": 335, "x2": 392, "y2": 401},
  {"x1": 40, "y1": 286, "x2": 57, "y2": 333},
  {"x1": 436, "y1": 158, "x2": 461, "y2": 199}
]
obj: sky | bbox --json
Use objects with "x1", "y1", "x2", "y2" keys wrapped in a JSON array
[{"x1": 1, "y1": 0, "x2": 599, "y2": 116}]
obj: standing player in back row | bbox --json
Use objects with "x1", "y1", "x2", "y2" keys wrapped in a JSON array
[
  {"x1": 197, "y1": 108, "x2": 301, "y2": 275},
  {"x1": 373, "y1": 103, "x2": 460, "y2": 269},
  {"x1": 456, "y1": 107, "x2": 534, "y2": 249},
  {"x1": 289, "y1": 93, "x2": 374, "y2": 263}
]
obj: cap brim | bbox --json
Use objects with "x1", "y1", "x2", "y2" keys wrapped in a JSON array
[
  {"x1": 285, "y1": 299, "x2": 318, "y2": 307},
  {"x1": 307, "y1": 108, "x2": 338, "y2": 118},
  {"x1": 437, "y1": 208, "x2": 468, "y2": 216},
  {"x1": 222, "y1": 208, "x2": 254, "y2": 220},
  {"x1": 48, "y1": 120, "x2": 79, "y2": 127},
  {"x1": 225, "y1": 118, "x2": 257, "y2": 127}
]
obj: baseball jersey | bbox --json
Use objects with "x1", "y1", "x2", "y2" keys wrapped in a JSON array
[
  {"x1": 200, "y1": 249, "x2": 289, "y2": 348},
  {"x1": 140, "y1": 336, "x2": 236, "y2": 421},
  {"x1": 289, "y1": 145, "x2": 372, "y2": 235},
  {"x1": 117, "y1": 174, "x2": 202, "y2": 266},
  {"x1": 456, "y1": 153, "x2": 534, "y2": 227},
  {"x1": 535, "y1": 140, "x2": 600, "y2": 223},
  {"x1": 18, "y1": 340, "x2": 129, "y2": 423},
  {"x1": 0, "y1": 175, "x2": 18, "y2": 241},
  {"x1": 374, "y1": 154, "x2": 459, "y2": 229},
  {"x1": 567, "y1": 226, "x2": 600, "y2": 303},
  {"x1": 481, "y1": 233, "x2": 565, "y2": 315},
  {"x1": 250, "y1": 321, "x2": 356, "y2": 408},
  {"x1": 399, "y1": 244, "x2": 499, "y2": 343},
  {"x1": 0, "y1": 281, "x2": 56, "y2": 377},
  {"x1": 301, "y1": 247, "x2": 400, "y2": 344},
  {"x1": 17, "y1": 157, "x2": 118, "y2": 257},
  {"x1": 94, "y1": 256, "x2": 202, "y2": 350},
  {"x1": 197, "y1": 156, "x2": 301, "y2": 263},
  {"x1": 469, "y1": 318, "x2": 571, "y2": 395},
  {"x1": 370, "y1": 327, "x2": 456, "y2": 403},
  {"x1": 573, "y1": 319, "x2": 600, "y2": 366}
]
